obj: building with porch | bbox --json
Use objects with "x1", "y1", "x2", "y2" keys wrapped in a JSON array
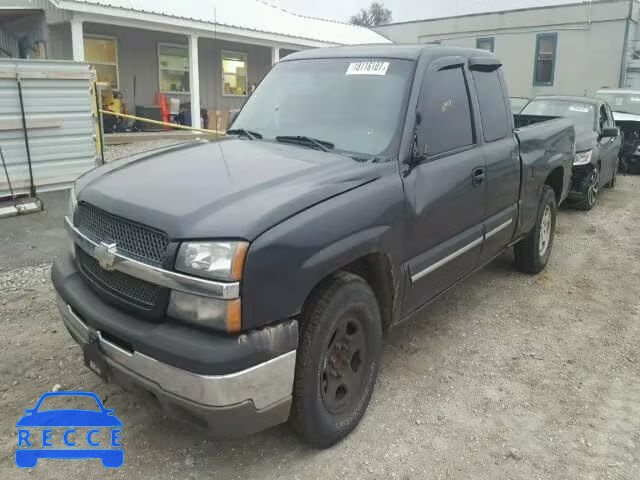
[{"x1": 1, "y1": 0, "x2": 388, "y2": 128}]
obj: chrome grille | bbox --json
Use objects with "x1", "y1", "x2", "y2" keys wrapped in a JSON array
[
  {"x1": 74, "y1": 202, "x2": 169, "y2": 267},
  {"x1": 77, "y1": 249, "x2": 161, "y2": 310}
]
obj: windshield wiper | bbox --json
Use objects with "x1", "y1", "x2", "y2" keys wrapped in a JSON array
[
  {"x1": 226, "y1": 128, "x2": 262, "y2": 140},
  {"x1": 275, "y1": 135, "x2": 334, "y2": 152}
]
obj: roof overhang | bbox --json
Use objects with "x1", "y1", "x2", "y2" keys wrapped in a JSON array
[{"x1": 50, "y1": 0, "x2": 377, "y2": 49}]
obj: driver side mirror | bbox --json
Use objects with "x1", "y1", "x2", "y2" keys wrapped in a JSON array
[{"x1": 601, "y1": 127, "x2": 620, "y2": 138}]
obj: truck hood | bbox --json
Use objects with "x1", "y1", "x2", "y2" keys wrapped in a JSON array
[
  {"x1": 613, "y1": 112, "x2": 640, "y2": 123},
  {"x1": 76, "y1": 139, "x2": 383, "y2": 240}
]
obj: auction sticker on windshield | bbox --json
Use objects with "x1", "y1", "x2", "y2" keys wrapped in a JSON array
[
  {"x1": 569, "y1": 105, "x2": 591, "y2": 113},
  {"x1": 15, "y1": 391, "x2": 123, "y2": 469},
  {"x1": 346, "y1": 61, "x2": 390, "y2": 76}
]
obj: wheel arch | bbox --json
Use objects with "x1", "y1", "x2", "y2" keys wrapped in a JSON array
[
  {"x1": 300, "y1": 252, "x2": 398, "y2": 333},
  {"x1": 544, "y1": 167, "x2": 564, "y2": 204}
]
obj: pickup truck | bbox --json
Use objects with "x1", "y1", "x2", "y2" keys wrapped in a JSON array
[{"x1": 52, "y1": 45, "x2": 575, "y2": 448}]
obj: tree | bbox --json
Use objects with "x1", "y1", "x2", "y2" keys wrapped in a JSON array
[{"x1": 350, "y1": 2, "x2": 392, "y2": 27}]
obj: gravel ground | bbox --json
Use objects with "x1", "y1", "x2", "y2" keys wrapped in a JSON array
[
  {"x1": 0, "y1": 174, "x2": 639, "y2": 479},
  {"x1": 102, "y1": 140, "x2": 191, "y2": 163}
]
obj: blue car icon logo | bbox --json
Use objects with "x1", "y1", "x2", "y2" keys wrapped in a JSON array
[{"x1": 15, "y1": 391, "x2": 123, "y2": 468}]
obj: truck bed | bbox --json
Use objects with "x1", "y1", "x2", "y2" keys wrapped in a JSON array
[
  {"x1": 513, "y1": 114, "x2": 560, "y2": 128},
  {"x1": 513, "y1": 116, "x2": 575, "y2": 238}
]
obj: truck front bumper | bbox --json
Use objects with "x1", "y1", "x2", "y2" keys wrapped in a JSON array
[{"x1": 52, "y1": 254, "x2": 298, "y2": 436}]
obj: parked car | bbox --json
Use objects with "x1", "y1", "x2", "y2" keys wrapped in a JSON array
[
  {"x1": 596, "y1": 88, "x2": 640, "y2": 173},
  {"x1": 52, "y1": 45, "x2": 575, "y2": 448},
  {"x1": 510, "y1": 96, "x2": 529, "y2": 114},
  {"x1": 520, "y1": 96, "x2": 621, "y2": 210}
]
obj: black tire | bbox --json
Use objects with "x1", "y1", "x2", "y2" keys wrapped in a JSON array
[
  {"x1": 289, "y1": 272, "x2": 382, "y2": 448},
  {"x1": 514, "y1": 185, "x2": 557, "y2": 274},
  {"x1": 574, "y1": 166, "x2": 600, "y2": 211}
]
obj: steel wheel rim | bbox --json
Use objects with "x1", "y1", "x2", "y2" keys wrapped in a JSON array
[
  {"x1": 539, "y1": 205, "x2": 552, "y2": 256},
  {"x1": 320, "y1": 313, "x2": 368, "y2": 414},
  {"x1": 587, "y1": 168, "x2": 600, "y2": 206}
]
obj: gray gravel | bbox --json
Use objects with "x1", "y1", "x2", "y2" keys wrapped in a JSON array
[
  {"x1": 102, "y1": 140, "x2": 191, "y2": 163},
  {"x1": 0, "y1": 175, "x2": 639, "y2": 479}
]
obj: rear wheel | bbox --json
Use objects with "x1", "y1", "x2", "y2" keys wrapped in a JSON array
[
  {"x1": 605, "y1": 164, "x2": 617, "y2": 188},
  {"x1": 290, "y1": 272, "x2": 382, "y2": 448},
  {"x1": 514, "y1": 185, "x2": 557, "y2": 274}
]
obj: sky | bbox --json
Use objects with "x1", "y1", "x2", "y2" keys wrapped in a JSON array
[{"x1": 269, "y1": 0, "x2": 588, "y2": 24}]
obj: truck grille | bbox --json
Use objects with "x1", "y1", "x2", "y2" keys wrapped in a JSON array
[
  {"x1": 74, "y1": 202, "x2": 169, "y2": 267},
  {"x1": 77, "y1": 249, "x2": 161, "y2": 310}
]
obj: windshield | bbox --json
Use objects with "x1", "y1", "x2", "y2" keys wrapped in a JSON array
[
  {"x1": 231, "y1": 58, "x2": 415, "y2": 158},
  {"x1": 521, "y1": 99, "x2": 596, "y2": 132},
  {"x1": 595, "y1": 91, "x2": 640, "y2": 115}
]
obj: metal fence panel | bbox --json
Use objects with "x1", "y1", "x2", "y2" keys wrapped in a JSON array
[{"x1": 0, "y1": 59, "x2": 97, "y2": 197}]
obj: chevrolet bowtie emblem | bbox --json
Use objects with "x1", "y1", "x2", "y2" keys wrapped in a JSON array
[{"x1": 94, "y1": 242, "x2": 118, "y2": 271}]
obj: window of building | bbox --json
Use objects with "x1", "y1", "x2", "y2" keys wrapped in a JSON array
[
  {"x1": 416, "y1": 66, "x2": 474, "y2": 157},
  {"x1": 533, "y1": 33, "x2": 557, "y2": 86},
  {"x1": 222, "y1": 51, "x2": 248, "y2": 96},
  {"x1": 158, "y1": 43, "x2": 189, "y2": 93},
  {"x1": 476, "y1": 37, "x2": 494, "y2": 52},
  {"x1": 472, "y1": 69, "x2": 509, "y2": 142},
  {"x1": 84, "y1": 35, "x2": 118, "y2": 89}
]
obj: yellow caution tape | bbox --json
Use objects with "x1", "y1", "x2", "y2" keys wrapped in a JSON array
[{"x1": 99, "y1": 110, "x2": 225, "y2": 135}]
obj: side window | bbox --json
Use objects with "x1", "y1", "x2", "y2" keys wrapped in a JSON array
[
  {"x1": 472, "y1": 69, "x2": 509, "y2": 142},
  {"x1": 416, "y1": 67, "x2": 473, "y2": 157}
]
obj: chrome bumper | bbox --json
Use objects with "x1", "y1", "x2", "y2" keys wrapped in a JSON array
[{"x1": 56, "y1": 295, "x2": 296, "y2": 411}]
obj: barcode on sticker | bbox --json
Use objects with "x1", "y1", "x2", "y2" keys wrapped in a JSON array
[{"x1": 346, "y1": 62, "x2": 390, "y2": 76}]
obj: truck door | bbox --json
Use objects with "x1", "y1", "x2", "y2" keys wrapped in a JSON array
[
  {"x1": 402, "y1": 59, "x2": 486, "y2": 314},
  {"x1": 469, "y1": 64, "x2": 519, "y2": 264}
]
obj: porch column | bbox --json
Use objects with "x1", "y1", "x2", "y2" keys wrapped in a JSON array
[
  {"x1": 70, "y1": 18, "x2": 84, "y2": 61},
  {"x1": 271, "y1": 46, "x2": 280, "y2": 65},
  {"x1": 188, "y1": 34, "x2": 202, "y2": 129}
]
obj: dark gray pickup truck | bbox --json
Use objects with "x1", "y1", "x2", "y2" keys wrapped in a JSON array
[{"x1": 52, "y1": 45, "x2": 575, "y2": 448}]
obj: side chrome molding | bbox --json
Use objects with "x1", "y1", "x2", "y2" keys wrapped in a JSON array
[{"x1": 411, "y1": 217, "x2": 514, "y2": 283}]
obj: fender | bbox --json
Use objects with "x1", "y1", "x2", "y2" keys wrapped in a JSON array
[{"x1": 241, "y1": 168, "x2": 406, "y2": 330}]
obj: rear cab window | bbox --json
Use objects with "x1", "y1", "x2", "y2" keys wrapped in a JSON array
[{"x1": 472, "y1": 69, "x2": 509, "y2": 142}]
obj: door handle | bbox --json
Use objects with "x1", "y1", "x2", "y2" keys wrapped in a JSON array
[{"x1": 471, "y1": 167, "x2": 486, "y2": 188}]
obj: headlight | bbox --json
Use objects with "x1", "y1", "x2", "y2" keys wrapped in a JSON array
[
  {"x1": 175, "y1": 241, "x2": 248, "y2": 281},
  {"x1": 573, "y1": 150, "x2": 593, "y2": 166},
  {"x1": 168, "y1": 291, "x2": 241, "y2": 332}
]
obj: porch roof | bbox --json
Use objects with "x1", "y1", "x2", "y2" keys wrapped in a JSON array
[{"x1": 50, "y1": 0, "x2": 391, "y2": 47}]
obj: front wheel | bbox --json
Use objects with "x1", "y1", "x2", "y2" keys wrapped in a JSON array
[
  {"x1": 575, "y1": 166, "x2": 600, "y2": 211},
  {"x1": 514, "y1": 185, "x2": 557, "y2": 274},
  {"x1": 289, "y1": 272, "x2": 382, "y2": 448}
]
